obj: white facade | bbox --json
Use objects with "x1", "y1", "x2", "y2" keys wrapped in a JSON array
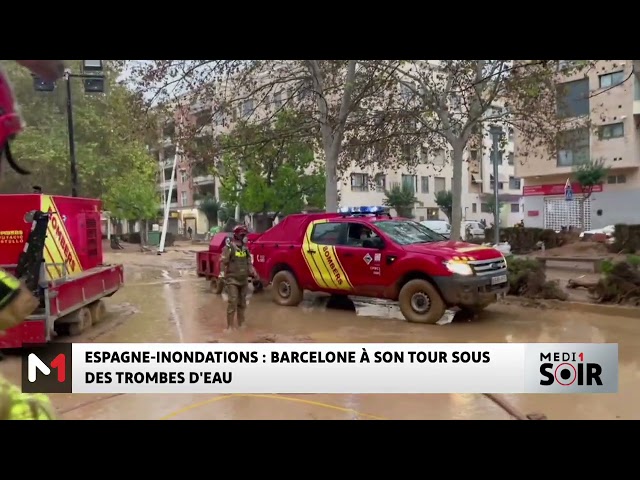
[{"x1": 340, "y1": 120, "x2": 525, "y2": 228}]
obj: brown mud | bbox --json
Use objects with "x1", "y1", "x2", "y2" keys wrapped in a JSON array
[{"x1": 0, "y1": 241, "x2": 637, "y2": 420}]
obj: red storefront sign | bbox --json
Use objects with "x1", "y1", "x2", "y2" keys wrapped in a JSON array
[{"x1": 522, "y1": 182, "x2": 603, "y2": 196}]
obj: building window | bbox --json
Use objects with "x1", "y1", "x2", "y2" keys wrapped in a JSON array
[
  {"x1": 489, "y1": 175, "x2": 504, "y2": 190},
  {"x1": 401, "y1": 174, "x2": 417, "y2": 194},
  {"x1": 180, "y1": 171, "x2": 188, "y2": 183},
  {"x1": 426, "y1": 207, "x2": 439, "y2": 220},
  {"x1": 469, "y1": 149, "x2": 478, "y2": 161},
  {"x1": 273, "y1": 91, "x2": 283, "y2": 110},
  {"x1": 434, "y1": 177, "x2": 446, "y2": 193},
  {"x1": 420, "y1": 176, "x2": 429, "y2": 193},
  {"x1": 374, "y1": 173, "x2": 386, "y2": 192},
  {"x1": 180, "y1": 191, "x2": 188, "y2": 207},
  {"x1": 556, "y1": 79, "x2": 589, "y2": 119},
  {"x1": 402, "y1": 144, "x2": 416, "y2": 163},
  {"x1": 607, "y1": 174, "x2": 627, "y2": 184},
  {"x1": 557, "y1": 127, "x2": 590, "y2": 167},
  {"x1": 241, "y1": 99, "x2": 254, "y2": 118},
  {"x1": 472, "y1": 203, "x2": 477, "y2": 213},
  {"x1": 598, "y1": 122, "x2": 624, "y2": 140},
  {"x1": 508, "y1": 127, "x2": 514, "y2": 141},
  {"x1": 194, "y1": 109, "x2": 211, "y2": 128},
  {"x1": 480, "y1": 203, "x2": 491, "y2": 213},
  {"x1": 599, "y1": 71, "x2": 625, "y2": 89},
  {"x1": 510, "y1": 203, "x2": 520, "y2": 213},
  {"x1": 507, "y1": 152, "x2": 514, "y2": 165},
  {"x1": 350, "y1": 173, "x2": 369, "y2": 192},
  {"x1": 509, "y1": 176, "x2": 521, "y2": 190}
]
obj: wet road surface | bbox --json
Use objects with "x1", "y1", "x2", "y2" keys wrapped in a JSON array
[{"x1": 1, "y1": 248, "x2": 638, "y2": 420}]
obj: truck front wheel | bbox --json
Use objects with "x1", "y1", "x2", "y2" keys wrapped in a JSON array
[
  {"x1": 398, "y1": 279, "x2": 446, "y2": 324},
  {"x1": 271, "y1": 270, "x2": 303, "y2": 307}
]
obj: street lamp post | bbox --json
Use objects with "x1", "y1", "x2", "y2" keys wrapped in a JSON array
[
  {"x1": 33, "y1": 60, "x2": 105, "y2": 197},
  {"x1": 489, "y1": 125, "x2": 503, "y2": 245}
]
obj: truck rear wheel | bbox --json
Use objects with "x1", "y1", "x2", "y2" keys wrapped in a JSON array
[
  {"x1": 68, "y1": 307, "x2": 92, "y2": 336},
  {"x1": 89, "y1": 300, "x2": 107, "y2": 324},
  {"x1": 398, "y1": 279, "x2": 446, "y2": 324},
  {"x1": 271, "y1": 271, "x2": 303, "y2": 307},
  {"x1": 210, "y1": 277, "x2": 225, "y2": 295}
]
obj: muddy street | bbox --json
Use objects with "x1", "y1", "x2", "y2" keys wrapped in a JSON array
[{"x1": 2, "y1": 245, "x2": 638, "y2": 420}]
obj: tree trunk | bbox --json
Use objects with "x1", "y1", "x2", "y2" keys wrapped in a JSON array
[
  {"x1": 325, "y1": 150, "x2": 339, "y2": 212},
  {"x1": 450, "y1": 144, "x2": 464, "y2": 241}
]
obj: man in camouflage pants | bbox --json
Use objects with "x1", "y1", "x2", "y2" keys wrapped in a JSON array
[{"x1": 220, "y1": 225, "x2": 256, "y2": 330}]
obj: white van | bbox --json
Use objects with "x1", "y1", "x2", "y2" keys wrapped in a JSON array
[{"x1": 420, "y1": 220, "x2": 450, "y2": 239}]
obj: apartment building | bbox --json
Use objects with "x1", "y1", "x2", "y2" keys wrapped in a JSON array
[
  {"x1": 514, "y1": 60, "x2": 640, "y2": 231},
  {"x1": 341, "y1": 118, "x2": 524, "y2": 227}
]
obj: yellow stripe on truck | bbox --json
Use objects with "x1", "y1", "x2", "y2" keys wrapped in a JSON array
[
  {"x1": 301, "y1": 219, "x2": 353, "y2": 291},
  {"x1": 40, "y1": 195, "x2": 83, "y2": 279}
]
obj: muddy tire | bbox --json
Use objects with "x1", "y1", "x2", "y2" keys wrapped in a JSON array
[
  {"x1": 89, "y1": 300, "x2": 107, "y2": 324},
  {"x1": 210, "y1": 277, "x2": 225, "y2": 295},
  {"x1": 398, "y1": 279, "x2": 446, "y2": 324},
  {"x1": 68, "y1": 307, "x2": 92, "y2": 336},
  {"x1": 271, "y1": 270, "x2": 303, "y2": 307}
]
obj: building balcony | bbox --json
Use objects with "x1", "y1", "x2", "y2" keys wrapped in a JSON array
[
  {"x1": 193, "y1": 174, "x2": 215, "y2": 185},
  {"x1": 158, "y1": 202, "x2": 179, "y2": 209}
]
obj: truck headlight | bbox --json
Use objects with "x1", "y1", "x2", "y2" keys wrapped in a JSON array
[{"x1": 444, "y1": 261, "x2": 473, "y2": 276}]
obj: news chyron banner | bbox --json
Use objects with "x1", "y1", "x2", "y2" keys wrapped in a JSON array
[{"x1": 22, "y1": 343, "x2": 619, "y2": 394}]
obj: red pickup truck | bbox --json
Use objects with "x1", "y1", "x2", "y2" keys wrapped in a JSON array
[{"x1": 249, "y1": 206, "x2": 509, "y2": 324}]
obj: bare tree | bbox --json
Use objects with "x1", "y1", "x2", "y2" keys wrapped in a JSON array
[
  {"x1": 129, "y1": 60, "x2": 408, "y2": 212},
  {"x1": 379, "y1": 60, "x2": 612, "y2": 240}
]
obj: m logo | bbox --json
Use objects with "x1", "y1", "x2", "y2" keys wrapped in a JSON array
[
  {"x1": 21, "y1": 344, "x2": 73, "y2": 393},
  {"x1": 28, "y1": 353, "x2": 66, "y2": 383}
]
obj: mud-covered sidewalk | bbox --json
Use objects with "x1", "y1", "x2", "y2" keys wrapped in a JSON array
[{"x1": 1, "y1": 241, "x2": 638, "y2": 420}]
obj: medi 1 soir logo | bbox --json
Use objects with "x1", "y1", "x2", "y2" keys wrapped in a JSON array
[{"x1": 523, "y1": 343, "x2": 618, "y2": 394}]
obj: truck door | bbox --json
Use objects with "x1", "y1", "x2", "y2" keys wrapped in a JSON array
[
  {"x1": 334, "y1": 222, "x2": 386, "y2": 296},
  {"x1": 303, "y1": 221, "x2": 354, "y2": 293}
]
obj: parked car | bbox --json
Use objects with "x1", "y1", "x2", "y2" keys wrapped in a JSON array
[
  {"x1": 420, "y1": 220, "x2": 451, "y2": 239},
  {"x1": 462, "y1": 220, "x2": 486, "y2": 239},
  {"x1": 579, "y1": 225, "x2": 615, "y2": 241}
]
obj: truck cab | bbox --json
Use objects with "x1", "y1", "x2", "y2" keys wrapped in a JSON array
[{"x1": 251, "y1": 206, "x2": 509, "y2": 324}]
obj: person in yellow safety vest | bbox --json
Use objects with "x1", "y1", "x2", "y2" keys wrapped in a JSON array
[
  {"x1": 0, "y1": 60, "x2": 66, "y2": 420},
  {"x1": 0, "y1": 270, "x2": 57, "y2": 420}
]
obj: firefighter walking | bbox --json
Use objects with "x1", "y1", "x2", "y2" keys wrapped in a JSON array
[{"x1": 220, "y1": 225, "x2": 256, "y2": 329}]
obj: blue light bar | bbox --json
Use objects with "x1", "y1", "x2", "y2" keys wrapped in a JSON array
[{"x1": 339, "y1": 206, "x2": 387, "y2": 215}]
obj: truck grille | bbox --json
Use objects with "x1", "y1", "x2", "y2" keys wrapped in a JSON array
[{"x1": 468, "y1": 257, "x2": 507, "y2": 276}]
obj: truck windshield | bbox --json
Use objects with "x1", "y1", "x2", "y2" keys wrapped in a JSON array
[{"x1": 373, "y1": 220, "x2": 445, "y2": 245}]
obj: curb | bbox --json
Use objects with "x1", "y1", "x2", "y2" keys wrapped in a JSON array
[{"x1": 500, "y1": 296, "x2": 639, "y2": 319}]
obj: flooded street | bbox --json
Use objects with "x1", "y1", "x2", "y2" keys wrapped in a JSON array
[{"x1": 2, "y1": 246, "x2": 639, "y2": 420}]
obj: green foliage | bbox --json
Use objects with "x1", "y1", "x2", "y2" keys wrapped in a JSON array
[
  {"x1": 102, "y1": 167, "x2": 159, "y2": 221},
  {"x1": 198, "y1": 195, "x2": 221, "y2": 225},
  {"x1": 0, "y1": 60, "x2": 157, "y2": 198},
  {"x1": 217, "y1": 112, "x2": 325, "y2": 216},
  {"x1": 434, "y1": 190, "x2": 452, "y2": 222},
  {"x1": 485, "y1": 195, "x2": 504, "y2": 215},
  {"x1": 383, "y1": 184, "x2": 417, "y2": 218},
  {"x1": 573, "y1": 157, "x2": 608, "y2": 199}
]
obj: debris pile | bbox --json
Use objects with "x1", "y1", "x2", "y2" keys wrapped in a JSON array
[{"x1": 507, "y1": 257, "x2": 567, "y2": 301}]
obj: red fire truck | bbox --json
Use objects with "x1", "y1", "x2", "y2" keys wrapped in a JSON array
[{"x1": 0, "y1": 193, "x2": 124, "y2": 348}]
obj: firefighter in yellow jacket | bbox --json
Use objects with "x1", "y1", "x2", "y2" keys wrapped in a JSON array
[{"x1": 220, "y1": 225, "x2": 256, "y2": 329}]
